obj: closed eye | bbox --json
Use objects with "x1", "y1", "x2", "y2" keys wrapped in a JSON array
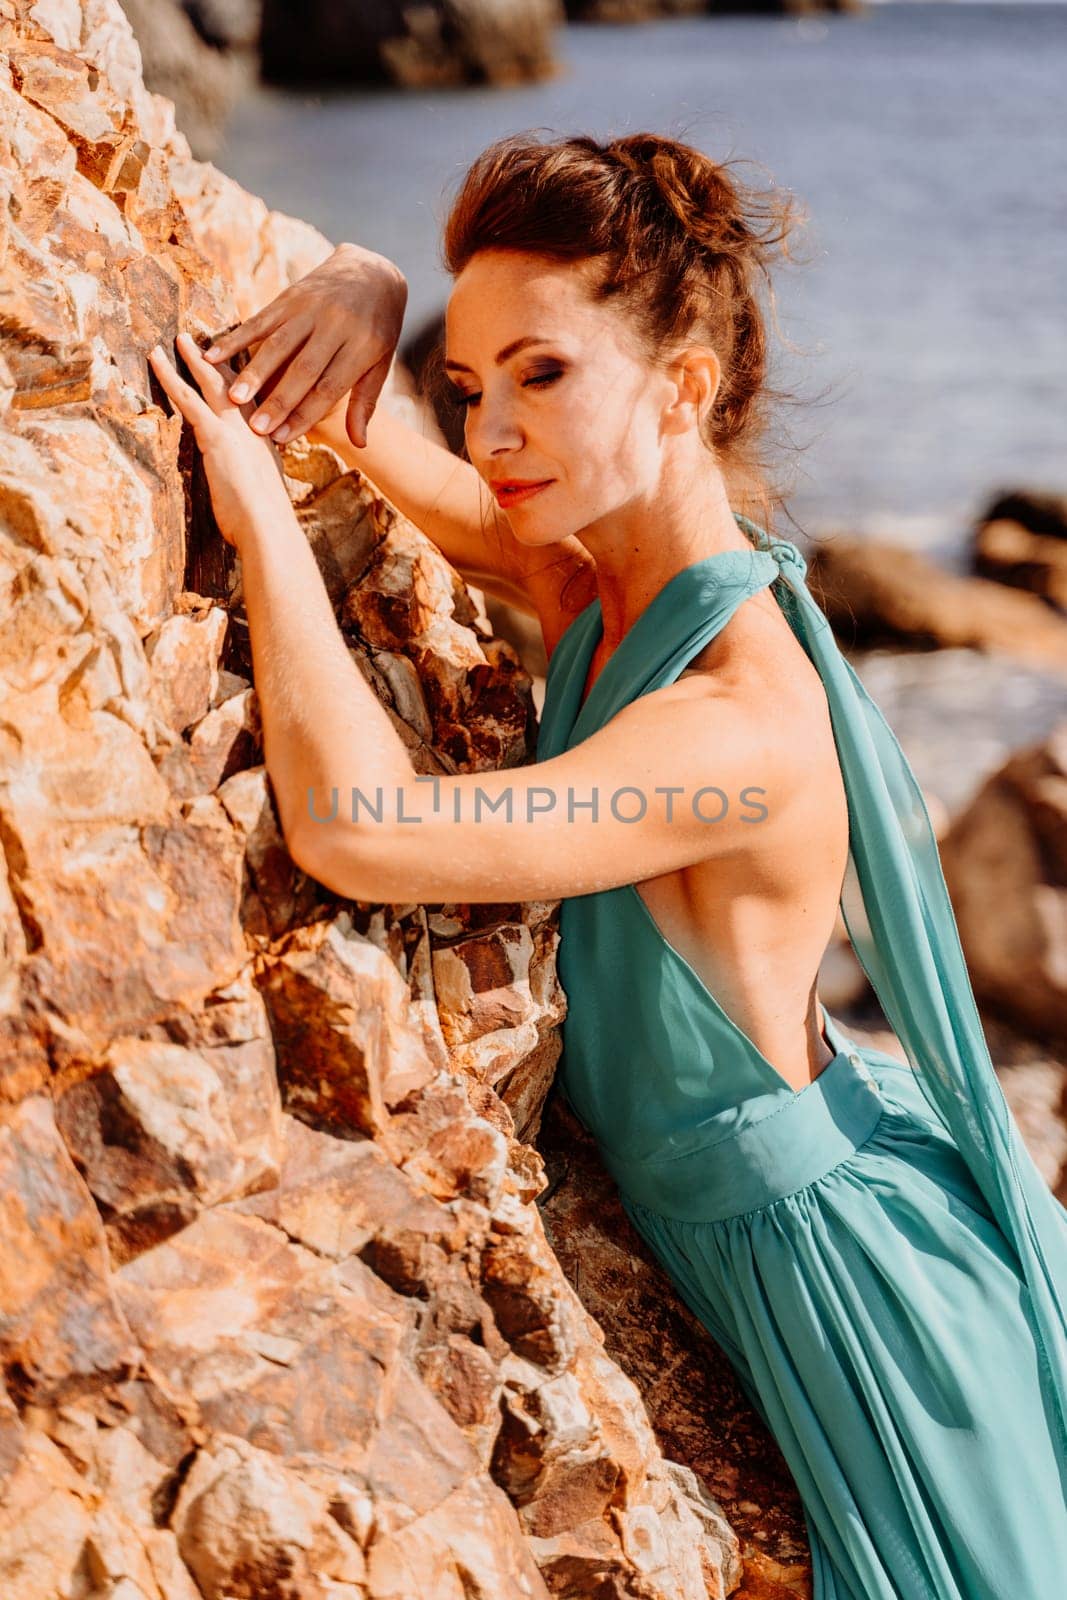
[
  {"x1": 523, "y1": 369, "x2": 563, "y2": 390},
  {"x1": 449, "y1": 368, "x2": 564, "y2": 412}
]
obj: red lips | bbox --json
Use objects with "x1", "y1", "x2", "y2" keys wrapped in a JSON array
[{"x1": 490, "y1": 478, "x2": 554, "y2": 507}]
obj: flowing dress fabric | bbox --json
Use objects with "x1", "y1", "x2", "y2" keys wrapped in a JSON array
[{"x1": 535, "y1": 517, "x2": 1067, "y2": 1599}]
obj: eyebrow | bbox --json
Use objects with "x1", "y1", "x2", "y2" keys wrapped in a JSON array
[{"x1": 443, "y1": 336, "x2": 555, "y2": 375}]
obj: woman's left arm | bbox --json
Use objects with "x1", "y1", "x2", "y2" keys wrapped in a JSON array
[
  {"x1": 290, "y1": 682, "x2": 802, "y2": 906},
  {"x1": 150, "y1": 332, "x2": 415, "y2": 851},
  {"x1": 149, "y1": 334, "x2": 805, "y2": 904}
]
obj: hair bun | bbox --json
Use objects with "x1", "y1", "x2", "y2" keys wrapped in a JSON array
[{"x1": 605, "y1": 134, "x2": 783, "y2": 262}]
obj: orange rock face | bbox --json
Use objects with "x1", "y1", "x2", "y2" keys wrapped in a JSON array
[{"x1": 0, "y1": 3, "x2": 791, "y2": 1596}]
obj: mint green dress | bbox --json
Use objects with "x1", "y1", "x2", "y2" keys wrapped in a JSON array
[{"x1": 536, "y1": 516, "x2": 1067, "y2": 1599}]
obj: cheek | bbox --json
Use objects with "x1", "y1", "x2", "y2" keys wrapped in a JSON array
[
  {"x1": 557, "y1": 376, "x2": 652, "y2": 489},
  {"x1": 589, "y1": 383, "x2": 662, "y2": 494}
]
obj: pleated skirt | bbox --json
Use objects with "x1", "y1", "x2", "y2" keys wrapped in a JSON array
[{"x1": 613, "y1": 1046, "x2": 1067, "y2": 1599}]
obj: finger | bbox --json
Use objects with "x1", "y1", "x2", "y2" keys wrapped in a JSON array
[
  {"x1": 204, "y1": 302, "x2": 287, "y2": 364},
  {"x1": 345, "y1": 389, "x2": 367, "y2": 450},
  {"x1": 257, "y1": 339, "x2": 360, "y2": 441},
  {"x1": 344, "y1": 350, "x2": 392, "y2": 448},
  {"x1": 226, "y1": 319, "x2": 314, "y2": 407},
  {"x1": 247, "y1": 328, "x2": 342, "y2": 434},
  {"x1": 148, "y1": 344, "x2": 216, "y2": 430},
  {"x1": 175, "y1": 330, "x2": 237, "y2": 410}
]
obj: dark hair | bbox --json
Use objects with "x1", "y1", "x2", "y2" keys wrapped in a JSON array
[{"x1": 440, "y1": 130, "x2": 810, "y2": 535}]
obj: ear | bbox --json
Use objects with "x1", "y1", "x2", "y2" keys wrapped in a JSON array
[{"x1": 662, "y1": 346, "x2": 721, "y2": 437}]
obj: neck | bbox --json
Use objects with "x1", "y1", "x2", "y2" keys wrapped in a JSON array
[{"x1": 583, "y1": 457, "x2": 756, "y2": 651}]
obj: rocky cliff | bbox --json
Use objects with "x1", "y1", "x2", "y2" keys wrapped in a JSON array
[{"x1": 0, "y1": 3, "x2": 799, "y2": 1596}]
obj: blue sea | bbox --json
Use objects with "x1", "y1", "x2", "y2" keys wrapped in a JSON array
[{"x1": 217, "y1": 2, "x2": 1067, "y2": 565}]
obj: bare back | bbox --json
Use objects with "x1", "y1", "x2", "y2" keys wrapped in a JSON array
[{"x1": 546, "y1": 576, "x2": 851, "y2": 1094}]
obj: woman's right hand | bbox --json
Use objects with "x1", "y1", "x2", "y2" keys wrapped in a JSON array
[{"x1": 203, "y1": 241, "x2": 408, "y2": 450}]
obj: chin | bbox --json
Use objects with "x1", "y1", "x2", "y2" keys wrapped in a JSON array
[
  {"x1": 506, "y1": 516, "x2": 569, "y2": 546},
  {"x1": 517, "y1": 529, "x2": 575, "y2": 550}
]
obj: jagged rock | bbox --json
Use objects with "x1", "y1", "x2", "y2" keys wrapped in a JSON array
[
  {"x1": 259, "y1": 0, "x2": 562, "y2": 89},
  {"x1": 0, "y1": 1093, "x2": 141, "y2": 1409},
  {"x1": 5, "y1": 11, "x2": 1061, "y2": 1591},
  {"x1": 54, "y1": 970, "x2": 286, "y2": 1264},
  {"x1": 0, "y1": 2, "x2": 757, "y2": 1595}
]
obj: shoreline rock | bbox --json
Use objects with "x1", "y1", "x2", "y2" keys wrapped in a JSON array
[
  {"x1": 805, "y1": 529, "x2": 1067, "y2": 674},
  {"x1": 259, "y1": 0, "x2": 563, "y2": 90},
  {"x1": 971, "y1": 488, "x2": 1067, "y2": 611},
  {"x1": 940, "y1": 725, "x2": 1067, "y2": 1046},
  {"x1": 565, "y1": 0, "x2": 864, "y2": 18}
]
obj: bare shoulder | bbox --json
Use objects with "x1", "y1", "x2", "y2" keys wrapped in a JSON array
[{"x1": 674, "y1": 590, "x2": 841, "y2": 795}]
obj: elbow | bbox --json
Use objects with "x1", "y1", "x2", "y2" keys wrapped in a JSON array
[
  {"x1": 287, "y1": 821, "x2": 375, "y2": 902},
  {"x1": 285, "y1": 821, "x2": 322, "y2": 885}
]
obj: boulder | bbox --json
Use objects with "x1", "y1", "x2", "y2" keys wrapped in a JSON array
[
  {"x1": 805, "y1": 530, "x2": 1067, "y2": 674},
  {"x1": 182, "y1": 0, "x2": 264, "y2": 52},
  {"x1": 971, "y1": 490, "x2": 1067, "y2": 611},
  {"x1": 940, "y1": 722, "x2": 1067, "y2": 1047},
  {"x1": 564, "y1": 1, "x2": 706, "y2": 19},
  {"x1": 259, "y1": 0, "x2": 562, "y2": 89},
  {"x1": 976, "y1": 487, "x2": 1067, "y2": 543}
]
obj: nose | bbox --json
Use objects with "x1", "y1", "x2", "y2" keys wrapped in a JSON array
[{"x1": 467, "y1": 390, "x2": 523, "y2": 458}]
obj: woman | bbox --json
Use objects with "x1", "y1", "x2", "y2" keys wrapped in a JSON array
[{"x1": 150, "y1": 132, "x2": 1067, "y2": 1599}]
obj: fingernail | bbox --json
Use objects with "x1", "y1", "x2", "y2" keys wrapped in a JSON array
[
  {"x1": 250, "y1": 410, "x2": 271, "y2": 431},
  {"x1": 205, "y1": 345, "x2": 221, "y2": 360},
  {"x1": 231, "y1": 383, "x2": 250, "y2": 402},
  {"x1": 273, "y1": 423, "x2": 291, "y2": 443}
]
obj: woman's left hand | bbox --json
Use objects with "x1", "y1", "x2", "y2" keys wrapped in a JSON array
[{"x1": 149, "y1": 331, "x2": 290, "y2": 550}]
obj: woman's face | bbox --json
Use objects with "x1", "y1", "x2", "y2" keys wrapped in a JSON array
[{"x1": 444, "y1": 249, "x2": 681, "y2": 546}]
